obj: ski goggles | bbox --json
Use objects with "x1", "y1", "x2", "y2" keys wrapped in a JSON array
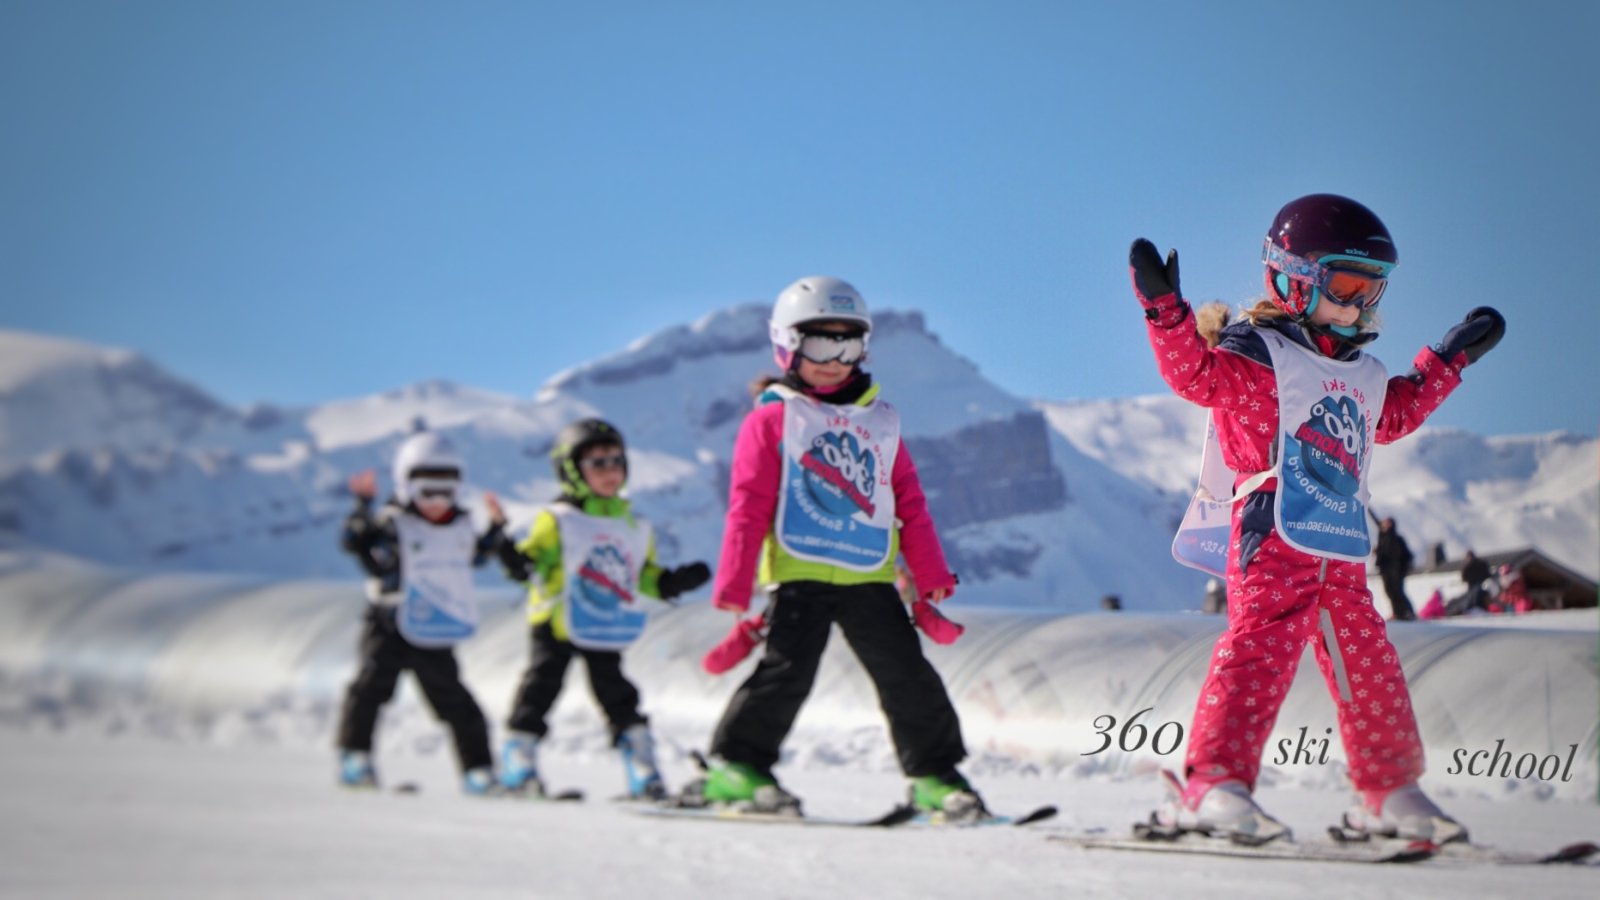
[
  {"x1": 407, "y1": 466, "x2": 461, "y2": 481},
  {"x1": 1263, "y1": 240, "x2": 1392, "y2": 309},
  {"x1": 409, "y1": 478, "x2": 458, "y2": 505},
  {"x1": 578, "y1": 452, "x2": 627, "y2": 472},
  {"x1": 796, "y1": 330, "x2": 867, "y2": 365}
]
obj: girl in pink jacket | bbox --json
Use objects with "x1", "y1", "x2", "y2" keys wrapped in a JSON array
[
  {"x1": 691, "y1": 276, "x2": 979, "y2": 820},
  {"x1": 1132, "y1": 194, "x2": 1504, "y2": 845}
]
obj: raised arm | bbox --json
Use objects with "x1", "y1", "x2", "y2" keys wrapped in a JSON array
[
  {"x1": 1374, "y1": 307, "x2": 1504, "y2": 444},
  {"x1": 1131, "y1": 239, "x2": 1273, "y2": 411}
]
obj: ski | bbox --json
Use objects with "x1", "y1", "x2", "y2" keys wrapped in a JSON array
[
  {"x1": 629, "y1": 802, "x2": 912, "y2": 829},
  {"x1": 1053, "y1": 826, "x2": 1599, "y2": 866},
  {"x1": 1050, "y1": 827, "x2": 1436, "y2": 864},
  {"x1": 892, "y1": 804, "x2": 1059, "y2": 828},
  {"x1": 1431, "y1": 840, "x2": 1599, "y2": 865},
  {"x1": 505, "y1": 786, "x2": 585, "y2": 802},
  {"x1": 1328, "y1": 828, "x2": 1598, "y2": 866}
]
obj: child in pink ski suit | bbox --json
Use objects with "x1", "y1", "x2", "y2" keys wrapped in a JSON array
[{"x1": 1132, "y1": 194, "x2": 1504, "y2": 843}]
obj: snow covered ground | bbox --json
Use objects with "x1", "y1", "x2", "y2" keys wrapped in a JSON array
[
  {"x1": 2, "y1": 549, "x2": 1597, "y2": 897},
  {"x1": 2, "y1": 729, "x2": 1597, "y2": 900}
]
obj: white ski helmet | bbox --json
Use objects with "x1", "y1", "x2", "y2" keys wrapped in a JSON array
[
  {"x1": 769, "y1": 276, "x2": 872, "y2": 371},
  {"x1": 391, "y1": 431, "x2": 465, "y2": 504}
]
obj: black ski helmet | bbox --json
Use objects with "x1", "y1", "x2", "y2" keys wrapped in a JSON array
[
  {"x1": 1265, "y1": 194, "x2": 1397, "y2": 318},
  {"x1": 550, "y1": 418, "x2": 626, "y2": 497}
]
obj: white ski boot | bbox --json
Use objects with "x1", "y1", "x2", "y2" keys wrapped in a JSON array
[
  {"x1": 1341, "y1": 782, "x2": 1467, "y2": 844},
  {"x1": 1154, "y1": 770, "x2": 1291, "y2": 846},
  {"x1": 500, "y1": 731, "x2": 544, "y2": 795},
  {"x1": 618, "y1": 723, "x2": 666, "y2": 800}
]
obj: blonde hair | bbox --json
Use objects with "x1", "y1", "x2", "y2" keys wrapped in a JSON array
[{"x1": 1197, "y1": 296, "x2": 1382, "y2": 348}]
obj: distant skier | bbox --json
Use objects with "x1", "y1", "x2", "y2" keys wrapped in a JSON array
[
  {"x1": 691, "y1": 276, "x2": 979, "y2": 819},
  {"x1": 492, "y1": 419, "x2": 710, "y2": 799},
  {"x1": 1134, "y1": 194, "x2": 1504, "y2": 844},
  {"x1": 1373, "y1": 517, "x2": 1416, "y2": 620},
  {"x1": 337, "y1": 431, "x2": 504, "y2": 794},
  {"x1": 1450, "y1": 549, "x2": 1494, "y2": 614}
]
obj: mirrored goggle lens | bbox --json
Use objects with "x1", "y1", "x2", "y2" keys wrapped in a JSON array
[
  {"x1": 579, "y1": 454, "x2": 626, "y2": 471},
  {"x1": 797, "y1": 333, "x2": 866, "y2": 364},
  {"x1": 410, "y1": 478, "x2": 458, "y2": 501},
  {"x1": 1321, "y1": 269, "x2": 1387, "y2": 309}
]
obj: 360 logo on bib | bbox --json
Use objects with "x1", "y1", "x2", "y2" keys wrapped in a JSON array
[
  {"x1": 1294, "y1": 395, "x2": 1366, "y2": 497},
  {"x1": 800, "y1": 431, "x2": 878, "y2": 517}
]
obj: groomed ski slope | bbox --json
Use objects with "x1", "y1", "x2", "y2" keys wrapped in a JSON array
[
  {"x1": 2, "y1": 729, "x2": 1597, "y2": 900},
  {"x1": 1, "y1": 551, "x2": 1597, "y2": 897},
  {"x1": 2, "y1": 552, "x2": 1593, "y2": 799}
]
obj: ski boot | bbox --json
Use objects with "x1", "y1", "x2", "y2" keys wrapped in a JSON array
[
  {"x1": 910, "y1": 769, "x2": 988, "y2": 823},
  {"x1": 1340, "y1": 782, "x2": 1467, "y2": 844},
  {"x1": 339, "y1": 750, "x2": 377, "y2": 789},
  {"x1": 697, "y1": 758, "x2": 802, "y2": 816},
  {"x1": 617, "y1": 723, "x2": 667, "y2": 801},
  {"x1": 463, "y1": 766, "x2": 505, "y2": 796},
  {"x1": 1153, "y1": 770, "x2": 1291, "y2": 846},
  {"x1": 499, "y1": 731, "x2": 545, "y2": 795}
]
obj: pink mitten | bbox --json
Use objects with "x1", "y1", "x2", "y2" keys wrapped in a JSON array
[
  {"x1": 912, "y1": 599, "x2": 964, "y2": 645},
  {"x1": 701, "y1": 616, "x2": 768, "y2": 674}
]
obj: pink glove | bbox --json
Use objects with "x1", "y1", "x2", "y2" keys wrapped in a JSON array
[
  {"x1": 702, "y1": 615, "x2": 768, "y2": 674},
  {"x1": 912, "y1": 599, "x2": 964, "y2": 645}
]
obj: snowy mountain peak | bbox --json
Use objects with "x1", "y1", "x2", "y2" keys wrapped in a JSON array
[
  {"x1": 0, "y1": 329, "x2": 230, "y2": 470},
  {"x1": 1, "y1": 312, "x2": 1592, "y2": 602},
  {"x1": 540, "y1": 304, "x2": 939, "y2": 396},
  {"x1": 303, "y1": 379, "x2": 522, "y2": 452},
  {"x1": 541, "y1": 304, "x2": 771, "y2": 395}
]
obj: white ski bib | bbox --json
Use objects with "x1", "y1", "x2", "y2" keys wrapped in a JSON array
[
  {"x1": 772, "y1": 387, "x2": 900, "y2": 573},
  {"x1": 392, "y1": 513, "x2": 479, "y2": 648},
  {"x1": 553, "y1": 506, "x2": 654, "y2": 652},
  {"x1": 1170, "y1": 417, "x2": 1240, "y2": 577},
  {"x1": 1173, "y1": 329, "x2": 1387, "y2": 573},
  {"x1": 1265, "y1": 331, "x2": 1386, "y2": 561}
]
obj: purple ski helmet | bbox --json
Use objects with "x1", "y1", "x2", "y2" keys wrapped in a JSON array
[{"x1": 1263, "y1": 194, "x2": 1398, "y2": 318}]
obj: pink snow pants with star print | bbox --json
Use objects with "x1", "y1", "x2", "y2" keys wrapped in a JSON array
[{"x1": 1183, "y1": 505, "x2": 1425, "y2": 799}]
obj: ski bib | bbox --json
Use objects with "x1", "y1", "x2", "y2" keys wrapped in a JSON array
[
  {"x1": 392, "y1": 513, "x2": 479, "y2": 648},
  {"x1": 1172, "y1": 329, "x2": 1386, "y2": 572},
  {"x1": 553, "y1": 506, "x2": 654, "y2": 652},
  {"x1": 1170, "y1": 417, "x2": 1241, "y2": 577},
  {"x1": 1264, "y1": 331, "x2": 1386, "y2": 561},
  {"x1": 772, "y1": 386, "x2": 900, "y2": 573}
]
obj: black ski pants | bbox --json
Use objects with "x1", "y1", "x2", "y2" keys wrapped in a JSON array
[
  {"x1": 337, "y1": 605, "x2": 492, "y2": 773},
  {"x1": 710, "y1": 581, "x2": 967, "y2": 778},
  {"x1": 507, "y1": 621, "x2": 647, "y2": 744}
]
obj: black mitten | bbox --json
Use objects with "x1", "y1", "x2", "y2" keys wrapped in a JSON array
[
  {"x1": 1434, "y1": 307, "x2": 1506, "y2": 365},
  {"x1": 1130, "y1": 238, "x2": 1182, "y2": 304},
  {"x1": 657, "y1": 561, "x2": 711, "y2": 599}
]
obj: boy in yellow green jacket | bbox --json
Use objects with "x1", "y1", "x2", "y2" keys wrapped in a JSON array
[{"x1": 490, "y1": 419, "x2": 709, "y2": 798}]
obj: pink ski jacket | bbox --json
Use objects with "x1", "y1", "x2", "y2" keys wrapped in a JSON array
[{"x1": 711, "y1": 382, "x2": 955, "y2": 613}]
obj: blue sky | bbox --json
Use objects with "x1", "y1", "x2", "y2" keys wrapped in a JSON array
[{"x1": 2, "y1": 1, "x2": 1596, "y2": 435}]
